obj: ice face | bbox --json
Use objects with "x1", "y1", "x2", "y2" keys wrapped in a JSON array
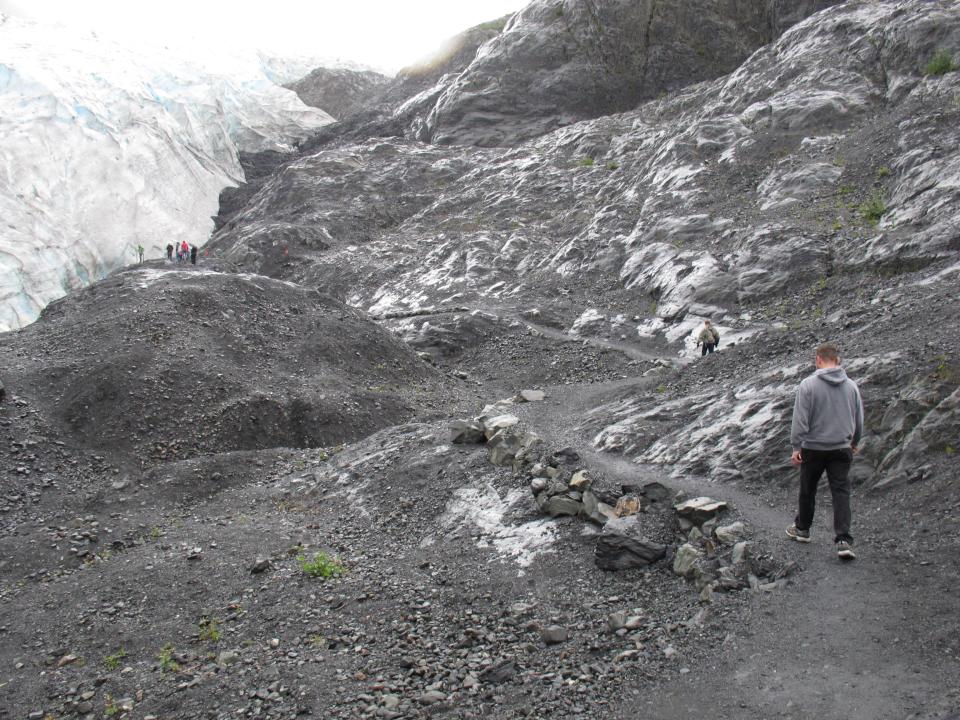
[{"x1": 0, "y1": 17, "x2": 333, "y2": 332}]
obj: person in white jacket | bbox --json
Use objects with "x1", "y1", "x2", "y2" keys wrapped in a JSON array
[{"x1": 786, "y1": 343, "x2": 864, "y2": 560}]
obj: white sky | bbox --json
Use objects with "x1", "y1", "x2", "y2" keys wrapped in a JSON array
[{"x1": 0, "y1": 0, "x2": 527, "y2": 73}]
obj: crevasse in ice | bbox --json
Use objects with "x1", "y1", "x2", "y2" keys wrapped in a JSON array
[{"x1": 0, "y1": 14, "x2": 333, "y2": 331}]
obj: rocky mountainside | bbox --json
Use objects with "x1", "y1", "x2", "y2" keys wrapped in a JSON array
[
  {"x1": 285, "y1": 67, "x2": 391, "y2": 120},
  {"x1": 1, "y1": 1, "x2": 958, "y2": 719}
]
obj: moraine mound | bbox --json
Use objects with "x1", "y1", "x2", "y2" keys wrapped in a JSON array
[{"x1": 0, "y1": 266, "x2": 445, "y2": 465}]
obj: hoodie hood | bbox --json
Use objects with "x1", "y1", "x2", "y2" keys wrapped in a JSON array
[{"x1": 815, "y1": 366, "x2": 848, "y2": 385}]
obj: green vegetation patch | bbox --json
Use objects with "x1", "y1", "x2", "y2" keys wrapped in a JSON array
[
  {"x1": 859, "y1": 193, "x2": 887, "y2": 226},
  {"x1": 104, "y1": 648, "x2": 127, "y2": 670},
  {"x1": 297, "y1": 552, "x2": 346, "y2": 579},
  {"x1": 924, "y1": 49, "x2": 957, "y2": 76}
]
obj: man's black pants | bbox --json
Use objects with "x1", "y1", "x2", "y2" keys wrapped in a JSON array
[{"x1": 795, "y1": 447, "x2": 853, "y2": 543}]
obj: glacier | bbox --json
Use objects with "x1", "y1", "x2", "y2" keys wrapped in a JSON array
[{"x1": 0, "y1": 15, "x2": 334, "y2": 332}]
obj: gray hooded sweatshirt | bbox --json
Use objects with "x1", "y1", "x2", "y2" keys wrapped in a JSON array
[{"x1": 790, "y1": 366, "x2": 864, "y2": 451}]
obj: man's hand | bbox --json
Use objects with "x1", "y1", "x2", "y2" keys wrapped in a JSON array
[
  {"x1": 790, "y1": 449, "x2": 803, "y2": 466},
  {"x1": 851, "y1": 445, "x2": 859, "y2": 454}
]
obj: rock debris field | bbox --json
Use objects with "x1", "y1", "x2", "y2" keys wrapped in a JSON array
[{"x1": 2, "y1": 0, "x2": 960, "y2": 719}]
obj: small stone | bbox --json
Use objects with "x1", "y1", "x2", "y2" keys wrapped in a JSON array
[
  {"x1": 595, "y1": 516, "x2": 666, "y2": 570},
  {"x1": 714, "y1": 521, "x2": 747, "y2": 544},
  {"x1": 540, "y1": 625, "x2": 569, "y2": 645},
  {"x1": 624, "y1": 615, "x2": 644, "y2": 630},
  {"x1": 418, "y1": 690, "x2": 447, "y2": 705},
  {"x1": 482, "y1": 414, "x2": 519, "y2": 439},
  {"x1": 541, "y1": 494, "x2": 582, "y2": 517},
  {"x1": 249, "y1": 557, "x2": 271, "y2": 574},
  {"x1": 217, "y1": 650, "x2": 240, "y2": 666},
  {"x1": 674, "y1": 496, "x2": 729, "y2": 525},
  {"x1": 57, "y1": 653, "x2": 78, "y2": 667},
  {"x1": 518, "y1": 389, "x2": 546, "y2": 402},
  {"x1": 450, "y1": 419, "x2": 485, "y2": 444},
  {"x1": 673, "y1": 543, "x2": 704, "y2": 579},
  {"x1": 569, "y1": 470, "x2": 592, "y2": 491},
  {"x1": 731, "y1": 541, "x2": 751, "y2": 564},
  {"x1": 607, "y1": 612, "x2": 627, "y2": 631},
  {"x1": 614, "y1": 494, "x2": 643, "y2": 517}
]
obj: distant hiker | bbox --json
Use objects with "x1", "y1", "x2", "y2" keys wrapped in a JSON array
[
  {"x1": 786, "y1": 343, "x2": 864, "y2": 560},
  {"x1": 166, "y1": 243, "x2": 174, "y2": 261},
  {"x1": 696, "y1": 320, "x2": 716, "y2": 356},
  {"x1": 181, "y1": 240, "x2": 189, "y2": 260},
  {"x1": 0, "y1": 377, "x2": 5, "y2": 404},
  {"x1": 190, "y1": 245, "x2": 197, "y2": 265},
  {"x1": 136, "y1": 244, "x2": 145, "y2": 263}
]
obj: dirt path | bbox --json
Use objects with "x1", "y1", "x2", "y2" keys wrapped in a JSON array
[{"x1": 511, "y1": 380, "x2": 960, "y2": 720}]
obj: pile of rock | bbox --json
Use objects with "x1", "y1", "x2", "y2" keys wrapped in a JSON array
[
  {"x1": 450, "y1": 396, "x2": 544, "y2": 469},
  {"x1": 671, "y1": 496, "x2": 796, "y2": 601},
  {"x1": 450, "y1": 401, "x2": 796, "y2": 597}
]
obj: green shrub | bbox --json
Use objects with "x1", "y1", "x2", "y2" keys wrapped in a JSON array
[
  {"x1": 859, "y1": 193, "x2": 886, "y2": 226},
  {"x1": 158, "y1": 644, "x2": 179, "y2": 673},
  {"x1": 924, "y1": 49, "x2": 957, "y2": 76},
  {"x1": 297, "y1": 552, "x2": 345, "y2": 579},
  {"x1": 606, "y1": 161, "x2": 619, "y2": 171},
  {"x1": 198, "y1": 617, "x2": 221, "y2": 643},
  {"x1": 104, "y1": 649, "x2": 127, "y2": 670},
  {"x1": 875, "y1": 166, "x2": 891, "y2": 179},
  {"x1": 578, "y1": 156, "x2": 595, "y2": 168}
]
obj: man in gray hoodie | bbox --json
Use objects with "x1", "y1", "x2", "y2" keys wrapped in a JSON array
[{"x1": 786, "y1": 343, "x2": 864, "y2": 559}]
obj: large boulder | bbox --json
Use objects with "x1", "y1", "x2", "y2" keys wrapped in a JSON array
[{"x1": 594, "y1": 516, "x2": 667, "y2": 570}]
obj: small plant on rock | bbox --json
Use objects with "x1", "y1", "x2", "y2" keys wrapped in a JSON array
[
  {"x1": 578, "y1": 156, "x2": 595, "y2": 167},
  {"x1": 859, "y1": 193, "x2": 887, "y2": 226},
  {"x1": 606, "y1": 161, "x2": 620, "y2": 171},
  {"x1": 875, "y1": 166, "x2": 891, "y2": 179},
  {"x1": 198, "y1": 617, "x2": 221, "y2": 643},
  {"x1": 297, "y1": 552, "x2": 345, "y2": 579},
  {"x1": 104, "y1": 648, "x2": 127, "y2": 670},
  {"x1": 924, "y1": 49, "x2": 957, "y2": 76},
  {"x1": 104, "y1": 695, "x2": 121, "y2": 717},
  {"x1": 158, "y1": 643, "x2": 179, "y2": 673}
]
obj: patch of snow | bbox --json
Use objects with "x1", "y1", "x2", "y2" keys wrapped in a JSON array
[{"x1": 441, "y1": 483, "x2": 557, "y2": 568}]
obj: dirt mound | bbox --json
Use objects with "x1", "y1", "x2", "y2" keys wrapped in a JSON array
[{"x1": 0, "y1": 266, "x2": 443, "y2": 466}]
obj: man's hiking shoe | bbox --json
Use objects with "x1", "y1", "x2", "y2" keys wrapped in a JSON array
[
  {"x1": 786, "y1": 525, "x2": 811, "y2": 543},
  {"x1": 836, "y1": 541, "x2": 856, "y2": 560}
]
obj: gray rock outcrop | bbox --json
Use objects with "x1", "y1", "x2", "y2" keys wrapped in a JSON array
[
  {"x1": 285, "y1": 67, "x2": 390, "y2": 120},
  {"x1": 595, "y1": 516, "x2": 667, "y2": 570}
]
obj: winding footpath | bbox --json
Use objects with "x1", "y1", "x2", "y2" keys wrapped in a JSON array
[{"x1": 510, "y1": 377, "x2": 960, "y2": 720}]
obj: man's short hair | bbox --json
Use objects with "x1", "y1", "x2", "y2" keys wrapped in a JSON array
[{"x1": 816, "y1": 343, "x2": 840, "y2": 363}]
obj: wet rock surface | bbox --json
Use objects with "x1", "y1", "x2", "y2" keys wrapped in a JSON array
[{"x1": 1, "y1": 1, "x2": 960, "y2": 718}]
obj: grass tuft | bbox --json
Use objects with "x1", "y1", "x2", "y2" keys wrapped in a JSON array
[
  {"x1": 924, "y1": 49, "x2": 957, "y2": 76},
  {"x1": 297, "y1": 552, "x2": 345, "y2": 579},
  {"x1": 859, "y1": 193, "x2": 887, "y2": 226}
]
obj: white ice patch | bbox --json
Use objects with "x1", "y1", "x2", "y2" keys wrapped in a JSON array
[
  {"x1": 440, "y1": 483, "x2": 557, "y2": 568},
  {"x1": 130, "y1": 268, "x2": 301, "y2": 291}
]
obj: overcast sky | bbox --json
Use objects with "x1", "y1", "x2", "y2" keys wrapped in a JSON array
[{"x1": 0, "y1": 0, "x2": 527, "y2": 72}]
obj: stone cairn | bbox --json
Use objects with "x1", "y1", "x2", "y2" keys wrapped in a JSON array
[{"x1": 451, "y1": 391, "x2": 797, "y2": 599}]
